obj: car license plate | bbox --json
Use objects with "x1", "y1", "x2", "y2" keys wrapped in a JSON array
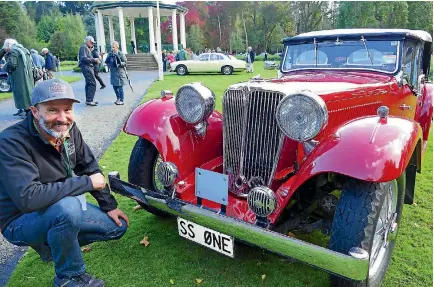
[{"x1": 177, "y1": 217, "x2": 234, "y2": 258}]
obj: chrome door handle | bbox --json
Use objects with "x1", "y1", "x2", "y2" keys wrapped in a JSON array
[{"x1": 398, "y1": 104, "x2": 412, "y2": 110}]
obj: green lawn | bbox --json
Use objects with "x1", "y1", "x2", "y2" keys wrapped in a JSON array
[
  {"x1": 6, "y1": 62, "x2": 432, "y2": 287},
  {"x1": 0, "y1": 75, "x2": 82, "y2": 102}
]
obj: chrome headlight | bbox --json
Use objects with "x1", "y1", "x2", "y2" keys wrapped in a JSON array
[
  {"x1": 276, "y1": 91, "x2": 328, "y2": 141},
  {"x1": 175, "y1": 83, "x2": 215, "y2": 124}
]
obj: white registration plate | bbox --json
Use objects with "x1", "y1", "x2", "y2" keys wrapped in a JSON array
[{"x1": 177, "y1": 217, "x2": 234, "y2": 258}]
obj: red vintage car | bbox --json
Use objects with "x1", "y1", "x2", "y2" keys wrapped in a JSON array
[{"x1": 108, "y1": 29, "x2": 432, "y2": 287}]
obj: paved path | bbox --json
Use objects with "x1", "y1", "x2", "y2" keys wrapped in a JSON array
[{"x1": 0, "y1": 70, "x2": 158, "y2": 287}]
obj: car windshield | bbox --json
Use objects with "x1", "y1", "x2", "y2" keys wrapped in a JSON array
[{"x1": 282, "y1": 39, "x2": 399, "y2": 74}]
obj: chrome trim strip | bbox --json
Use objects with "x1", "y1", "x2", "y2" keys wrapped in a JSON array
[{"x1": 109, "y1": 175, "x2": 369, "y2": 281}]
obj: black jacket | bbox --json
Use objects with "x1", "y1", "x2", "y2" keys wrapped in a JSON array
[
  {"x1": 79, "y1": 44, "x2": 96, "y2": 68},
  {"x1": 0, "y1": 115, "x2": 118, "y2": 231}
]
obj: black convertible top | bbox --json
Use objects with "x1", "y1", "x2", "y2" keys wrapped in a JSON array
[{"x1": 283, "y1": 29, "x2": 433, "y2": 44}]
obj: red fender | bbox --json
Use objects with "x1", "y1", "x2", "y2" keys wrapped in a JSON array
[
  {"x1": 415, "y1": 83, "x2": 433, "y2": 141},
  {"x1": 270, "y1": 116, "x2": 422, "y2": 222},
  {"x1": 123, "y1": 95, "x2": 223, "y2": 179}
]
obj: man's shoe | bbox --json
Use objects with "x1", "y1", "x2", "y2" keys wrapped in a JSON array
[
  {"x1": 85, "y1": 102, "x2": 98, "y2": 106},
  {"x1": 54, "y1": 273, "x2": 105, "y2": 287},
  {"x1": 13, "y1": 109, "x2": 24, "y2": 116},
  {"x1": 100, "y1": 85, "x2": 106, "y2": 89}
]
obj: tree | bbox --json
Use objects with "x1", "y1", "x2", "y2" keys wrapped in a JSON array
[
  {"x1": 0, "y1": 2, "x2": 38, "y2": 49},
  {"x1": 407, "y1": 1, "x2": 433, "y2": 36},
  {"x1": 48, "y1": 13, "x2": 86, "y2": 60},
  {"x1": 186, "y1": 25, "x2": 204, "y2": 53},
  {"x1": 37, "y1": 15, "x2": 57, "y2": 43},
  {"x1": 292, "y1": 1, "x2": 327, "y2": 34}
]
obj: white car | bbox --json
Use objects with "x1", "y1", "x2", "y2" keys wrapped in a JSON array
[{"x1": 170, "y1": 53, "x2": 246, "y2": 76}]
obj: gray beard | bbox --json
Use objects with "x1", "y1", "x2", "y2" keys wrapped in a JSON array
[{"x1": 38, "y1": 117, "x2": 71, "y2": 139}]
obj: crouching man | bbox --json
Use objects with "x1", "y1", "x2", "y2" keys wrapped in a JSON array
[{"x1": 0, "y1": 79, "x2": 129, "y2": 287}]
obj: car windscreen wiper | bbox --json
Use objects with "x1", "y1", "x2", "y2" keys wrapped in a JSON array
[
  {"x1": 314, "y1": 38, "x2": 318, "y2": 67},
  {"x1": 361, "y1": 36, "x2": 374, "y2": 65}
]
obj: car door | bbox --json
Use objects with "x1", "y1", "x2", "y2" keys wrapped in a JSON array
[
  {"x1": 401, "y1": 39, "x2": 422, "y2": 119},
  {"x1": 195, "y1": 53, "x2": 209, "y2": 72},
  {"x1": 209, "y1": 53, "x2": 221, "y2": 72}
]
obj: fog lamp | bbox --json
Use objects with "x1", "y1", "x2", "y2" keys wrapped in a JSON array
[
  {"x1": 156, "y1": 162, "x2": 179, "y2": 187},
  {"x1": 247, "y1": 186, "x2": 277, "y2": 217}
]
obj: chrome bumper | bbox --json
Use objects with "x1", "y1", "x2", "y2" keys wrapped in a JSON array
[{"x1": 108, "y1": 172, "x2": 369, "y2": 281}]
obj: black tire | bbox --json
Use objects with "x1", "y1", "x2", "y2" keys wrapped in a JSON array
[
  {"x1": 128, "y1": 138, "x2": 170, "y2": 217},
  {"x1": 329, "y1": 177, "x2": 404, "y2": 287},
  {"x1": 176, "y1": 65, "x2": 188, "y2": 76},
  {"x1": 221, "y1": 65, "x2": 233, "y2": 75},
  {"x1": 0, "y1": 77, "x2": 11, "y2": 93}
]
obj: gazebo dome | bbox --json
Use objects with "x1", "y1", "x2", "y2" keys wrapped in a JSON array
[
  {"x1": 90, "y1": 1, "x2": 187, "y2": 18},
  {"x1": 89, "y1": 1, "x2": 187, "y2": 54}
]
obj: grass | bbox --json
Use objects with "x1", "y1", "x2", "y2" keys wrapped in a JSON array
[
  {"x1": 0, "y1": 75, "x2": 83, "y2": 102},
  {"x1": 6, "y1": 62, "x2": 432, "y2": 287}
]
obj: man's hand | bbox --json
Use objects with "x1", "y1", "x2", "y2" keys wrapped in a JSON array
[
  {"x1": 107, "y1": 208, "x2": 130, "y2": 227},
  {"x1": 89, "y1": 173, "x2": 106, "y2": 190}
]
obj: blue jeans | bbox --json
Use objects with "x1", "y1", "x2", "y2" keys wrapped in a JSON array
[
  {"x1": 2, "y1": 196, "x2": 127, "y2": 278},
  {"x1": 113, "y1": 86, "x2": 124, "y2": 101}
]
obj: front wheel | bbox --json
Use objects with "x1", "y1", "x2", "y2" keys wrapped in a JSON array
[
  {"x1": 221, "y1": 65, "x2": 233, "y2": 75},
  {"x1": 176, "y1": 65, "x2": 188, "y2": 76},
  {"x1": 0, "y1": 77, "x2": 11, "y2": 93},
  {"x1": 329, "y1": 178, "x2": 404, "y2": 287},
  {"x1": 128, "y1": 138, "x2": 170, "y2": 217}
]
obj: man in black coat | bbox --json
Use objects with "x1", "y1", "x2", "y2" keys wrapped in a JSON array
[
  {"x1": 0, "y1": 79, "x2": 129, "y2": 287},
  {"x1": 78, "y1": 36, "x2": 99, "y2": 106},
  {"x1": 91, "y1": 47, "x2": 106, "y2": 89}
]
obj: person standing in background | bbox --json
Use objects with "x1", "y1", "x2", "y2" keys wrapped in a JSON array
[
  {"x1": 41, "y1": 48, "x2": 56, "y2": 79},
  {"x1": 1, "y1": 39, "x2": 34, "y2": 117},
  {"x1": 78, "y1": 36, "x2": 99, "y2": 106},
  {"x1": 91, "y1": 47, "x2": 106, "y2": 89},
  {"x1": 105, "y1": 41, "x2": 127, "y2": 106},
  {"x1": 246, "y1": 46, "x2": 255, "y2": 73},
  {"x1": 130, "y1": 40, "x2": 136, "y2": 54},
  {"x1": 162, "y1": 50, "x2": 167, "y2": 72}
]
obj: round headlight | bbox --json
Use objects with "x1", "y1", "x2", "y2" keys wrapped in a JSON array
[
  {"x1": 276, "y1": 91, "x2": 328, "y2": 141},
  {"x1": 175, "y1": 83, "x2": 215, "y2": 124}
]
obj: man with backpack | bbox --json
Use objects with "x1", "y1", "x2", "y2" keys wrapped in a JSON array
[
  {"x1": 1, "y1": 39, "x2": 34, "y2": 117},
  {"x1": 42, "y1": 48, "x2": 56, "y2": 79}
]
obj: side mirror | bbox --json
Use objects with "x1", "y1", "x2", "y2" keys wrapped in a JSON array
[
  {"x1": 417, "y1": 74, "x2": 425, "y2": 95},
  {"x1": 396, "y1": 71, "x2": 409, "y2": 87}
]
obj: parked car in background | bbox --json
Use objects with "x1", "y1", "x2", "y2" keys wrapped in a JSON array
[
  {"x1": 0, "y1": 58, "x2": 11, "y2": 93},
  {"x1": 109, "y1": 29, "x2": 432, "y2": 287},
  {"x1": 170, "y1": 52, "x2": 246, "y2": 75}
]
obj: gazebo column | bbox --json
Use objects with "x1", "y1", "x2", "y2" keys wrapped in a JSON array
[
  {"x1": 108, "y1": 16, "x2": 115, "y2": 45},
  {"x1": 97, "y1": 10, "x2": 106, "y2": 53},
  {"x1": 130, "y1": 17, "x2": 136, "y2": 53},
  {"x1": 148, "y1": 7, "x2": 155, "y2": 54},
  {"x1": 171, "y1": 10, "x2": 178, "y2": 51},
  {"x1": 117, "y1": 7, "x2": 127, "y2": 54},
  {"x1": 180, "y1": 12, "x2": 186, "y2": 49},
  {"x1": 94, "y1": 12, "x2": 100, "y2": 51}
]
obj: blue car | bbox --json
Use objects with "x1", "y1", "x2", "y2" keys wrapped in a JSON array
[{"x1": 0, "y1": 58, "x2": 11, "y2": 93}]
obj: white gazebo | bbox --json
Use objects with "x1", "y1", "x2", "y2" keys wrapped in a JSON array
[{"x1": 90, "y1": 1, "x2": 188, "y2": 55}]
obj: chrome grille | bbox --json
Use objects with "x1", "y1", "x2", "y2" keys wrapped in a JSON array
[{"x1": 223, "y1": 88, "x2": 284, "y2": 196}]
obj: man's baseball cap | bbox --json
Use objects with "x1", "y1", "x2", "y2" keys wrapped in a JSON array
[
  {"x1": 31, "y1": 78, "x2": 80, "y2": 106},
  {"x1": 85, "y1": 36, "x2": 96, "y2": 43}
]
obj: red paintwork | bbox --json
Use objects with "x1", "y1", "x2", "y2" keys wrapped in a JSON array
[
  {"x1": 415, "y1": 83, "x2": 433, "y2": 141},
  {"x1": 269, "y1": 116, "x2": 423, "y2": 223},
  {"x1": 124, "y1": 95, "x2": 223, "y2": 180},
  {"x1": 124, "y1": 70, "x2": 428, "y2": 225}
]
